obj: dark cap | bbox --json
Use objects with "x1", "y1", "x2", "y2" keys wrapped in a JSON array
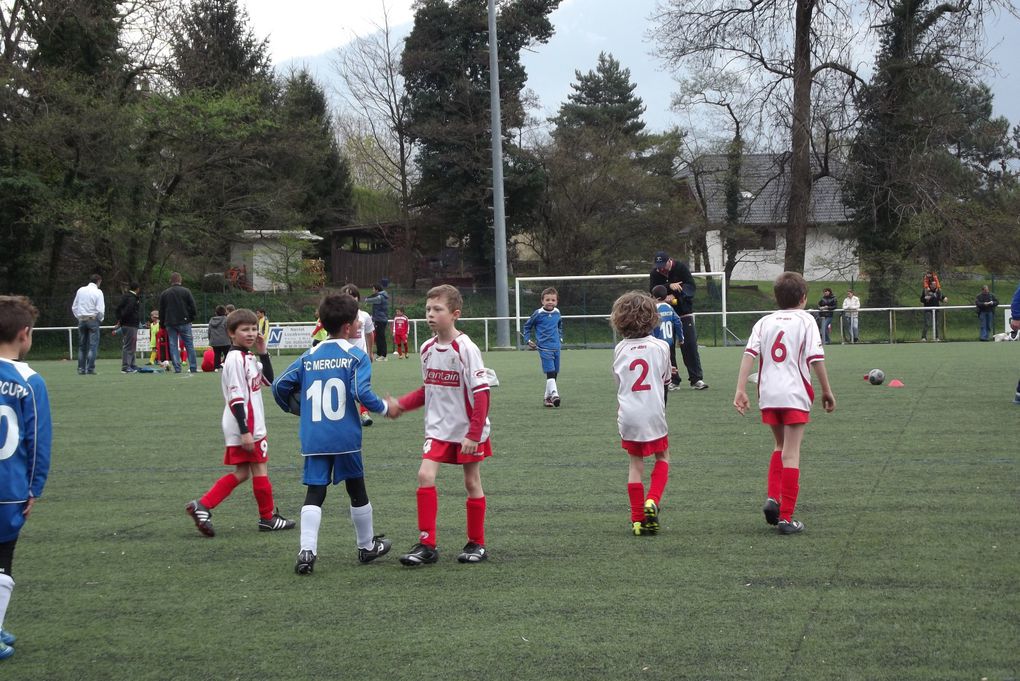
[{"x1": 653, "y1": 251, "x2": 669, "y2": 267}]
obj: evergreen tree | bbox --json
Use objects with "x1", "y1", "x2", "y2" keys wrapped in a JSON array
[
  {"x1": 551, "y1": 52, "x2": 645, "y2": 140},
  {"x1": 170, "y1": 0, "x2": 271, "y2": 92}
]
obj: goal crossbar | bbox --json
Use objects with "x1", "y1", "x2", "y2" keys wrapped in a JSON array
[{"x1": 514, "y1": 272, "x2": 728, "y2": 344}]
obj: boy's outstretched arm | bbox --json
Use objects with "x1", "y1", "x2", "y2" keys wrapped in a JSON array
[
  {"x1": 811, "y1": 360, "x2": 836, "y2": 412},
  {"x1": 733, "y1": 353, "x2": 755, "y2": 415}
]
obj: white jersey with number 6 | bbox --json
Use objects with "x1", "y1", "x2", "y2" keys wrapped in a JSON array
[
  {"x1": 612, "y1": 335, "x2": 671, "y2": 442},
  {"x1": 744, "y1": 309, "x2": 824, "y2": 412}
]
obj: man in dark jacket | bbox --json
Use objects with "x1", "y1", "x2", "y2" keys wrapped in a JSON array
[
  {"x1": 365, "y1": 282, "x2": 390, "y2": 360},
  {"x1": 649, "y1": 251, "x2": 707, "y2": 390},
  {"x1": 115, "y1": 282, "x2": 142, "y2": 373},
  {"x1": 158, "y1": 272, "x2": 199, "y2": 373},
  {"x1": 975, "y1": 285, "x2": 998, "y2": 341}
]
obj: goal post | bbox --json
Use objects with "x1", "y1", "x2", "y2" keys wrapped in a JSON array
[{"x1": 514, "y1": 272, "x2": 728, "y2": 347}]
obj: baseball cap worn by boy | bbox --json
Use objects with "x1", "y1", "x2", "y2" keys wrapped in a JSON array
[{"x1": 654, "y1": 251, "x2": 669, "y2": 268}]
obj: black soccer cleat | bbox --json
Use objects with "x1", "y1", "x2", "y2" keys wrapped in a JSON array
[
  {"x1": 762, "y1": 498, "x2": 780, "y2": 526},
  {"x1": 185, "y1": 500, "x2": 215, "y2": 537},
  {"x1": 456, "y1": 542, "x2": 488, "y2": 564},
  {"x1": 399, "y1": 542, "x2": 439, "y2": 566},
  {"x1": 777, "y1": 519, "x2": 804, "y2": 535},
  {"x1": 295, "y1": 549, "x2": 316, "y2": 575},
  {"x1": 258, "y1": 510, "x2": 296, "y2": 532},
  {"x1": 643, "y1": 499, "x2": 660, "y2": 534},
  {"x1": 358, "y1": 535, "x2": 392, "y2": 564},
  {"x1": 551, "y1": 394, "x2": 561, "y2": 408}
]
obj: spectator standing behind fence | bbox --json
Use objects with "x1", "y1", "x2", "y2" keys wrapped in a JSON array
[
  {"x1": 208, "y1": 305, "x2": 230, "y2": 370},
  {"x1": 158, "y1": 272, "x2": 199, "y2": 373},
  {"x1": 71, "y1": 274, "x2": 104, "y2": 375},
  {"x1": 920, "y1": 281, "x2": 947, "y2": 342},
  {"x1": 366, "y1": 282, "x2": 390, "y2": 361},
  {"x1": 649, "y1": 251, "x2": 708, "y2": 390},
  {"x1": 975, "y1": 286, "x2": 998, "y2": 342},
  {"x1": 1010, "y1": 283, "x2": 1020, "y2": 404},
  {"x1": 817, "y1": 288, "x2": 837, "y2": 344},
  {"x1": 842, "y1": 289, "x2": 861, "y2": 343},
  {"x1": 114, "y1": 282, "x2": 141, "y2": 374}
]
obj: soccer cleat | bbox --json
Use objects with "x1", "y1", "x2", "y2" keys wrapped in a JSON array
[
  {"x1": 457, "y1": 542, "x2": 488, "y2": 563},
  {"x1": 258, "y1": 510, "x2": 296, "y2": 532},
  {"x1": 0, "y1": 641, "x2": 13, "y2": 660},
  {"x1": 666, "y1": 382, "x2": 682, "y2": 392},
  {"x1": 185, "y1": 500, "x2": 215, "y2": 537},
  {"x1": 762, "y1": 497, "x2": 780, "y2": 526},
  {"x1": 777, "y1": 519, "x2": 805, "y2": 535},
  {"x1": 543, "y1": 397, "x2": 554, "y2": 408},
  {"x1": 358, "y1": 535, "x2": 392, "y2": 563},
  {"x1": 632, "y1": 521, "x2": 645, "y2": 536},
  {"x1": 643, "y1": 499, "x2": 660, "y2": 533},
  {"x1": 551, "y1": 393, "x2": 561, "y2": 408},
  {"x1": 0, "y1": 630, "x2": 14, "y2": 646},
  {"x1": 692, "y1": 380, "x2": 709, "y2": 390},
  {"x1": 399, "y1": 542, "x2": 439, "y2": 566},
  {"x1": 361, "y1": 411, "x2": 374, "y2": 427},
  {"x1": 295, "y1": 549, "x2": 316, "y2": 575}
]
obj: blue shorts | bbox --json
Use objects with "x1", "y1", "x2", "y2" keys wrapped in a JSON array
[
  {"x1": 539, "y1": 349, "x2": 560, "y2": 374},
  {"x1": 0, "y1": 503, "x2": 27, "y2": 543},
  {"x1": 303, "y1": 453, "x2": 365, "y2": 485}
]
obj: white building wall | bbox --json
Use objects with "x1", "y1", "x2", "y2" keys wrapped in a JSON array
[{"x1": 705, "y1": 226, "x2": 859, "y2": 282}]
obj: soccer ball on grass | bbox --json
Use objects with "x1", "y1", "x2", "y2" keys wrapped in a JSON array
[{"x1": 867, "y1": 369, "x2": 885, "y2": 385}]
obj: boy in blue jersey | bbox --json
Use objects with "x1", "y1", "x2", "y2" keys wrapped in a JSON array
[
  {"x1": 272, "y1": 294, "x2": 392, "y2": 574},
  {"x1": 651, "y1": 285, "x2": 685, "y2": 394},
  {"x1": 0, "y1": 296, "x2": 52, "y2": 660},
  {"x1": 523, "y1": 287, "x2": 564, "y2": 407}
]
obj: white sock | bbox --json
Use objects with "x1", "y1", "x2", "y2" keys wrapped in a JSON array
[
  {"x1": 300, "y1": 505, "x2": 322, "y2": 554},
  {"x1": 550, "y1": 378, "x2": 558, "y2": 395},
  {"x1": 545, "y1": 378, "x2": 555, "y2": 396},
  {"x1": 0, "y1": 574, "x2": 13, "y2": 632},
  {"x1": 351, "y1": 503, "x2": 375, "y2": 549}
]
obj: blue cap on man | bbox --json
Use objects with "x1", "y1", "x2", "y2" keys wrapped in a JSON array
[{"x1": 654, "y1": 251, "x2": 669, "y2": 268}]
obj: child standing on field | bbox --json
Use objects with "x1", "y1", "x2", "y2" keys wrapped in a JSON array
[
  {"x1": 610, "y1": 291, "x2": 672, "y2": 536},
  {"x1": 733, "y1": 272, "x2": 836, "y2": 535},
  {"x1": 392, "y1": 308, "x2": 410, "y2": 358},
  {"x1": 522, "y1": 287, "x2": 563, "y2": 407},
  {"x1": 185, "y1": 309, "x2": 295, "y2": 537},
  {"x1": 341, "y1": 284, "x2": 376, "y2": 426},
  {"x1": 148, "y1": 310, "x2": 160, "y2": 364},
  {"x1": 256, "y1": 308, "x2": 269, "y2": 339},
  {"x1": 0, "y1": 296, "x2": 52, "y2": 660},
  {"x1": 651, "y1": 285, "x2": 685, "y2": 397},
  {"x1": 390, "y1": 284, "x2": 493, "y2": 566},
  {"x1": 272, "y1": 294, "x2": 392, "y2": 574}
]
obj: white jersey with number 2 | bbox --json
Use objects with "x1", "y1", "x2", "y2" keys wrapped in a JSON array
[
  {"x1": 744, "y1": 309, "x2": 824, "y2": 412},
  {"x1": 612, "y1": 335, "x2": 671, "y2": 442}
]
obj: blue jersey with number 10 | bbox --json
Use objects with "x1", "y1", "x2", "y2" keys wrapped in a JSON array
[
  {"x1": 271, "y1": 339, "x2": 386, "y2": 456},
  {"x1": 653, "y1": 302, "x2": 684, "y2": 348},
  {"x1": 0, "y1": 358, "x2": 52, "y2": 526}
]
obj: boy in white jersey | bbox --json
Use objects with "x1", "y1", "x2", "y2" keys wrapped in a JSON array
[
  {"x1": 734, "y1": 272, "x2": 836, "y2": 535},
  {"x1": 272, "y1": 294, "x2": 391, "y2": 574},
  {"x1": 610, "y1": 291, "x2": 672, "y2": 536},
  {"x1": 186, "y1": 309, "x2": 295, "y2": 536},
  {"x1": 390, "y1": 285, "x2": 492, "y2": 565},
  {"x1": 341, "y1": 284, "x2": 376, "y2": 427}
]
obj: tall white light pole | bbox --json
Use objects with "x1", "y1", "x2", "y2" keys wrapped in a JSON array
[{"x1": 488, "y1": 0, "x2": 510, "y2": 348}]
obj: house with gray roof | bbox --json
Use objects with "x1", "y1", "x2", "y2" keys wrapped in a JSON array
[{"x1": 682, "y1": 153, "x2": 859, "y2": 281}]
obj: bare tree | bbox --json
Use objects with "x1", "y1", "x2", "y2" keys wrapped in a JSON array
[{"x1": 331, "y1": 1, "x2": 416, "y2": 226}]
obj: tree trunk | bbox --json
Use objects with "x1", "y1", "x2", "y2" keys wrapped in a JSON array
[{"x1": 785, "y1": 0, "x2": 815, "y2": 274}]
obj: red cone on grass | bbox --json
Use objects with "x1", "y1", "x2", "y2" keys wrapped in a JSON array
[{"x1": 888, "y1": 379, "x2": 904, "y2": 388}]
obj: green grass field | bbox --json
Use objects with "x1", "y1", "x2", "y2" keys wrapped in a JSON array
[{"x1": 5, "y1": 342, "x2": 1018, "y2": 680}]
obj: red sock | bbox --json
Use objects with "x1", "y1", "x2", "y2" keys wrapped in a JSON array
[
  {"x1": 252, "y1": 475, "x2": 275, "y2": 520},
  {"x1": 466, "y1": 496, "x2": 486, "y2": 545},
  {"x1": 627, "y1": 482, "x2": 645, "y2": 522},
  {"x1": 200, "y1": 474, "x2": 240, "y2": 510},
  {"x1": 779, "y1": 467, "x2": 800, "y2": 522},
  {"x1": 648, "y1": 460, "x2": 670, "y2": 505},
  {"x1": 767, "y1": 450, "x2": 783, "y2": 500},
  {"x1": 417, "y1": 486, "x2": 438, "y2": 547}
]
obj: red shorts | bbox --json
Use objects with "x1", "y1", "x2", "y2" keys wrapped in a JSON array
[
  {"x1": 223, "y1": 437, "x2": 269, "y2": 465},
  {"x1": 761, "y1": 408, "x2": 810, "y2": 426},
  {"x1": 621, "y1": 435, "x2": 669, "y2": 457},
  {"x1": 422, "y1": 438, "x2": 493, "y2": 464},
  {"x1": 394, "y1": 334, "x2": 408, "y2": 344}
]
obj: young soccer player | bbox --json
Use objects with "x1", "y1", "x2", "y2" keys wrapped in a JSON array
[
  {"x1": 392, "y1": 308, "x2": 410, "y2": 358},
  {"x1": 651, "y1": 285, "x2": 685, "y2": 396},
  {"x1": 185, "y1": 309, "x2": 295, "y2": 536},
  {"x1": 256, "y1": 307, "x2": 269, "y2": 338},
  {"x1": 522, "y1": 287, "x2": 563, "y2": 407},
  {"x1": 733, "y1": 272, "x2": 836, "y2": 535},
  {"x1": 391, "y1": 284, "x2": 493, "y2": 565},
  {"x1": 272, "y1": 294, "x2": 392, "y2": 574},
  {"x1": 340, "y1": 284, "x2": 376, "y2": 426},
  {"x1": 0, "y1": 296, "x2": 52, "y2": 660},
  {"x1": 610, "y1": 291, "x2": 672, "y2": 536},
  {"x1": 147, "y1": 310, "x2": 160, "y2": 364}
]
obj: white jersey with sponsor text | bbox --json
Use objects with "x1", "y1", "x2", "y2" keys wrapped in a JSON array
[
  {"x1": 220, "y1": 349, "x2": 269, "y2": 445},
  {"x1": 612, "y1": 335, "x2": 671, "y2": 442},
  {"x1": 744, "y1": 308, "x2": 824, "y2": 412},
  {"x1": 419, "y1": 333, "x2": 491, "y2": 443}
]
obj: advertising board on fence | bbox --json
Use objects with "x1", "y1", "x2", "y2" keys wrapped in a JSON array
[{"x1": 134, "y1": 325, "x2": 314, "y2": 352}]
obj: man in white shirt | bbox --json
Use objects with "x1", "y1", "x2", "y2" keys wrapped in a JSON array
[
  {"x1": 71, "y1": 274, "x2": 104, "y2": 374},
  {"x1": 842, "y1": 289, "x2": 861, "y2": 343}
]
